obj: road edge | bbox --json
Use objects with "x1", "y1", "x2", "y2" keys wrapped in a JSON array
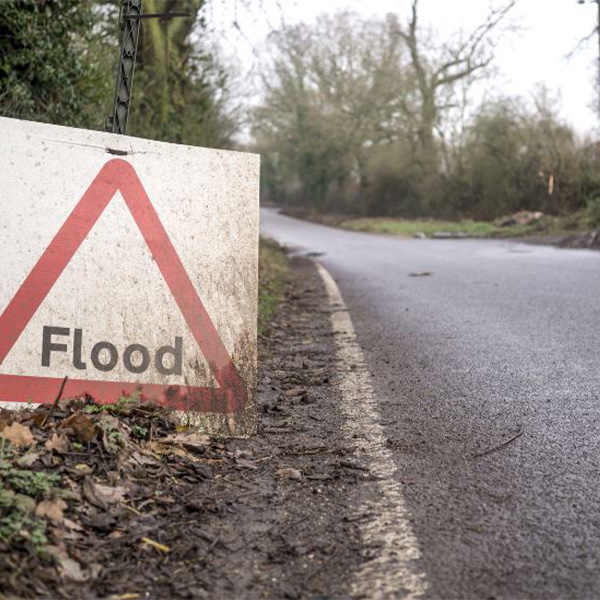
[{"x1": 315, "y1": 262, "x2": 429, "y2": 599}]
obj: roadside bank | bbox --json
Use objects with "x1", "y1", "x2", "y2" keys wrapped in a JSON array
[
  {"x1": 280, "y1": 207, "x2": 600, "y2": 250},
  {"x1": 0, "y1": 256, "x2": 371, "y2": 599}
]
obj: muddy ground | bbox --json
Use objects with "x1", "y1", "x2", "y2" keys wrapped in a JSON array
[{"x1": 0, "y1": 258, "x2": 373, "y2": 599}]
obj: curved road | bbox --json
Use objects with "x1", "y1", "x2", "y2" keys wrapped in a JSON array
[{"x1": 260, "y1": 208, "x2": 600, "y2": 599}]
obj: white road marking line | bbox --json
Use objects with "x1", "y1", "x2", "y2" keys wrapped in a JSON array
[{"x1": 316, "y1": 262, "x2": 428, "y2": 600}]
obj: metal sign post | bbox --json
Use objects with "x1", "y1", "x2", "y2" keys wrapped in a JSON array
[
  {"x1": 107, "y1": 0, "x2": 142, "y2": 135},
  {"x1": 106, "y1": 1, "x2": 189, "y2": 135}
]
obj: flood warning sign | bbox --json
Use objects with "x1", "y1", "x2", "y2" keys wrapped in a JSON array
[{"x1": 0, "y1": 117, "x2": 259, "y2": 436}]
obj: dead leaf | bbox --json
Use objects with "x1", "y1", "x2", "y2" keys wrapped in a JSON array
[
  {"x1": 63, "y1": 477, "x2": 83, "y2": 502},
  {"x1": 59, "y1": 557, "x2": 88, "y2": 582},
  {"x1": 64, "y1": 518, "x2": 84, "y2": 532},
  {"x1": 83, "y1": 478, "x2": 127, "y2": 509},
  {"x1": 154, "y1": 494, "x2": 175, "y2": 505},
  {"x1": 159, "y1": 432, "x2": 210, "y2": 450},
  {"x1": 0, "y1": 422, "x2": 34, "y2": 447},
  {"x1": 36, "y1": 499, "x2": 67, "y2": 524},
  {"x1": 109, "y1": 530, "x2": 125, "y2": 539},
  {"x1": 128, "y1": 450, "x2": 160, "y2": 467},
  {"x1": 235, "y1": 458, "x2": 259, "y2": 470},
  {"x1": 148, "y1": 441, "x2": 198, "y2": 462},
  {"x1": 233, "y1": 448, "x2": 253, "y2": 459},
  {"x1": 283, "y1": 387, "x2": 308, "y2": 399},
  {"x1": 74, "y1": 463, "x2": 93, "y2": 475},
  {"x1": 17, "y1": 452, "x2": 40, "y2": 467},
  {"x1": 277, "y1": 467, "x2": 303, "y2": 481},
  {"x1": 59, "y1": 413, "x2": 95, "y2": 443},
  {"x1": 31, "y1": 412, "x2": 48, "y2": 428},
  {"x1": 45, "y1": 433, "x2": 70, "y2": 454}
]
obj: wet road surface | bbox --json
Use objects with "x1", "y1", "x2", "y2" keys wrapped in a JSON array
[{"x1": 261, "y1": 208, "x2": 600, "y2": 599}]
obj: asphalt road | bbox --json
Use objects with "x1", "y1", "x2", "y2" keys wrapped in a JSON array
[{"x1": 260, "y1": 208, "x2": 600, "y2": 600}]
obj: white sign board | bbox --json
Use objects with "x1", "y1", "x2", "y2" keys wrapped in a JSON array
[{"x1": 0, "y1": 117, "x2": 259, "y2": 436}]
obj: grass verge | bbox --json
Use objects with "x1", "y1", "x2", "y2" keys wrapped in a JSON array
[
  {"x1": 340, "y1": 217, "x2": 500, "y2": 237},
  {"x1": 340, "y1": 213, "x2": 592, "y2": 239},
  {"x1": 258, "y1": 237, "x2": 288, "y2": 334},
  {"x1": 281, "y1": 207, "x2": 595, "y2": 240}
]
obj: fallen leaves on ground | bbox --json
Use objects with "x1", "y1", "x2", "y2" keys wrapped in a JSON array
[
  {"x1": 82, "y1": 478, "x2": 127, "y2": 509},
  {"x1": 45, "y1": 433, "x2": 70, "y2": 454},
  {"x1": 277, "y1": 466, "x2": 303, "y2": 480},
  {"x1": 282, "y1": 386, "x2": 308, "y2": 399},
  {"x1": 17, "y1": 452, "x2": 41, "y2": 467},
  {"x1": 35, "y1": 498, "x2": 67, "y2": 524},
  {"x1": 1, "y1": 421, "x2": 34, "y2": 447},
  {"x1": 59, "y1": 557, "x2": 88, "y2": 583},
  {"x1": 0, "y1": 395, "x2": 232, "y2": 598},
  {"x1": 159, "y1": 432, "x2": 210, "y2": 450},
  {"x1": 1, "y1": 258, "x2": 370, "y2": 600},
  {"x1": 59, "y1": 413, "x2": 95, "y2": 443}
]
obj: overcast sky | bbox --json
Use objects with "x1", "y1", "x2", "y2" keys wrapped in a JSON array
[{"x1": 208, "y1": 0, "x2": 600, "y2": 135}]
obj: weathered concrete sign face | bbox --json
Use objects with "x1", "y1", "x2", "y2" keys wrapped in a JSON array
[{"x1": 0, "y1": 117, "x2": 259, "y2": 436}]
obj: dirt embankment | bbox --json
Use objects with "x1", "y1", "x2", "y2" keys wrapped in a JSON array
[
  {"x1": 0, "y1": 258, "x2": 370, "y2": 599},
  {"x1": 557, "y1": 229, "x2": 600, "y2": 250}
]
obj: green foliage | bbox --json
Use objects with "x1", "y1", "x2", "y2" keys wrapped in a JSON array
[
  {"x1": 361, "y1": 144, "x2": 423, "y2": 217},
  {"x1": 258, "y1": 238, "x2": 287, "y2": 333},
  {"x1": 82, "y1": 392, "x2": 139, "y2": 415},
  {"x1": 255, "y1": 11, "x2": 594, "y2": 225},
  {"x1": 0, "y1": 509, "x2": 48, "y2": 548},
  {"x1": 336, "y1": 211, "x2": 592, "y2": 239},
  {"x1": 0, "y1": 0, "x2": 108, "y2": 128},
  {"x1": 0, "y1": 1, "x2": 238, "y2": 147},
  {"x1": 586, "y1": 197, "x2": 600, "y2": 228},
  {"x1": 0, "y1": 456, "x2": 59, "y2": 549},
  {"x1": 449, "y1": 93, "x2": 584, "y2": 220},
  {"x1": 1, "y1": 467, "x2": 60, "y2": 498},
  {"x1": 254, "y1": 12, "x2": 406, "y2": 213},
  {"x1": 113, "y1": 392, "x2": 140, "y2": 411},
  {"x1": 341, "y1": 217, "x2": 501, "y2": 238},
  {"x1": 132, "y1": 425, "x2": 149, "y2": 440},
  {"x1": 128, "y1": 0, "x2": 238, "y2": 148}
]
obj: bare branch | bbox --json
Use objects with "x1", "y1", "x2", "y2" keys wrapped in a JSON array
[
  {"x1": 436, "y1": 55, "x2": 494, "y2": 86},
  {"x1": 402, "y1": 0, "x2": 429, "y2": 98},
  {"x1": 410, "y1": 0, "x2": 419, "y2": 40},
  {"x1": 433, "y1": 0, "x2": 516, "y2": 85},
  {"x1": 391, "y1": 0, "x2": 517, "y2": 159},
  {"x1": 565, "y1": 26, "x2": 598, "y2": 60},
  {"x1": 464, "y1": 1, "x2": 515, "y2": 55}
]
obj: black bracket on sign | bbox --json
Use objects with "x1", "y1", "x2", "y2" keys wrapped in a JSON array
[
  {"x1": 123, "y1": 12, "x2": 191, "y2": 19},
  {"x1": 105, "y1": 1, "x2": 190, "y2": 136}
]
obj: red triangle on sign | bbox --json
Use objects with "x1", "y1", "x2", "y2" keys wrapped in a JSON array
[{"x1": 0, "y1": 159, "x2": 247, "y2": 414}]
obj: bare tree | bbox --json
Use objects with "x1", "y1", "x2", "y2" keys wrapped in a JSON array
[
  {"x1": 395, "y1": 0, "x2": 516, "y2": 165},
  {"x1": 570, "y1": 0, "x2": 600, "y2": 120},
  {"x1": 253, "y1": 12, "x2": 409, "y2": 211}
]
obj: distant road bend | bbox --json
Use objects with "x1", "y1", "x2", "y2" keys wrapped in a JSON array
[{"x1": 260, "y1": 208, "x2": 600, "y2": 600}]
